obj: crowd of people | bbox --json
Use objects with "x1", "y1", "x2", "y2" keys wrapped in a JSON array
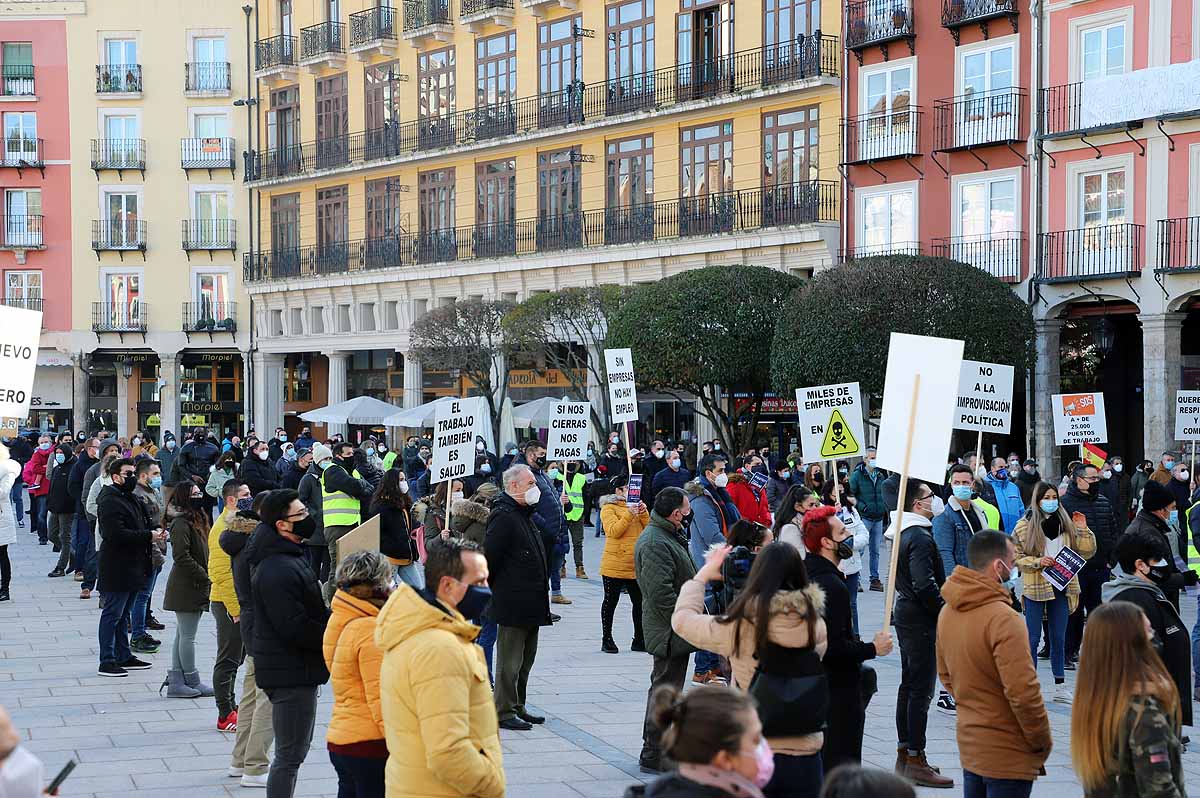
[{"x1": 0, "y1": 423, "x2": 1196, "y2": 798}]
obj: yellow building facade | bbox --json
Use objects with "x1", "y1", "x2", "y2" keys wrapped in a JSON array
[{"x1": 245, "y1": 0, "x2": 842, "y2": 439}]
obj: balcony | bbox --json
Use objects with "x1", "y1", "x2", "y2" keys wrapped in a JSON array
[
  {"x1": 846, "y1": 0, "x2": 914, "y2": 61},
  {"x1": 91, "y1": 219, "x2": 147, "y2": 258},
  {"x1": 521, "y1": 0, "x2": 576, "y2": 18},
  {"x1": 95, "y1": 63, "x2": 142, "y2": 95},
  {"x1": 245, "y1": 38, "x2": 840, "y2": 182},
  {"x1": 842, "y1": 108, "x2": 923, "y2": 163},
  {"x1": 181, "y1": 137, "x2": 236, "y2": 174},
  {"x1": 1, "y1": 137, "x2": 43, "y2": 176},
  {"x1": 933, "y1": 87, "x2": 1025, "y2": 153},
  {"x1": 182, "y1": 301, "x2": 237, "y2": 339},
  {"x1": 1, "y1": 215, "x2": 44, "y2": 258},
  {"x1": 1040, "y1": 82, "x2": 1142, "y2": 140},
  {"x1": 349, "y1": 6, "x2": 398, "y2": 58},
  {"x1": 301, "y1": 21, "x2": 346, "y2": 71},
  {"x1": 839, "y1": 242, "x2": 924, "y2": 262},
  {"x1": 931, "y1": 233, "x2": 1024, "y2": 282},
  {"x1": 182, "y1": 219, "x2": 237, "y2": 253},
  {"x1": 1157, "y1": 217, "x2": 1200, "y2": 273},
  {"x1": 1038, "y1": 223, "x2": 1143, "y2": 282},
  {"x1": 402, "y1": 0, "x2": 453, "y2": 46},
  {"x1": 92, "y1": 302, "x2": 147, "y2": 339},
  {"x1": 460, "y1": 0, "x2": 514, "y2": 32},
  {"x1": 244, "y1": 180, "x2": 839, "y2": 281},
  {"x1": 0, "y1": 65, "x2": 34, "y2": 97},
  {"x1": 255, "y1": 34, "x2": 298, "y2": 83},
  {"x1": 2, "y1": 297, "x2": 42, "y2": 313},
  {"x1": 940, "y1": 0, "x2": 1018, "y2": 44},
  {"x1": 90, "y1": 138, "x2": 145, "y2": 177},
  {"x1": 184, "y1": 61, "x2": 231, "y2": 95}
]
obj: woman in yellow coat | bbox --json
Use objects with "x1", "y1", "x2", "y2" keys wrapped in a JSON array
[
  {"x1": 599, "y1": 474, "x2": 650, "y2": 654},
  {"x1": 323, "y1": 550, "x2": 393, "y2": 797}
]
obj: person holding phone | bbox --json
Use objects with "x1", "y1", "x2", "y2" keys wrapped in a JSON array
[
  {"x1": 598, "y1": 474, "x2": 649, "y2": 654},
  {"x1": 1012, "y1": 482, "x2": 1095, "y2": 704}
]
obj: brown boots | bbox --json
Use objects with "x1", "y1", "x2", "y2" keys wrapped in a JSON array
[{"x1": 896, "y1": 748, "x2": 953, "y2": 788}]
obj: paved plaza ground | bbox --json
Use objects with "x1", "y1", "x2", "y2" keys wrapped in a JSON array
[{"x1": 5, "y1": 519, "x2": 1200, "y2": 797}]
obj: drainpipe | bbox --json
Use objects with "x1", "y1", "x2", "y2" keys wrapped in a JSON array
[
  {"x1": 1028, "y1": 0, "x2": 1044, "y2": 462},
  {"x1": 243, "y1": 3, "x2": 255, "y2": 429}
]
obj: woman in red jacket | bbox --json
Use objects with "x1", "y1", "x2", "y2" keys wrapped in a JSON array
[
  {"x1": 726, "y1": 457, "x2": 772, "y2": 527},
  {"x1": 22, "y1": 433, "x2": 52, "y2": 544}
]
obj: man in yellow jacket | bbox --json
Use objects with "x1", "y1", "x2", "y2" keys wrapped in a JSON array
[
  {"x1": 209, "y1": 478, "x2": 251, "y2": 734},
  {"x1": 376, "y1": 536, "x2": 505, "y2": 798}
]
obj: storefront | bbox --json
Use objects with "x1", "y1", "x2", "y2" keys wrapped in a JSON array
[
  {"x1": 179, "y1": 351, "x2": 244, "y2": 438},
  {"x1": 732, "y1": 393, "x2": 801, "y2": 454},
  {"x1": 87, "y1": 351, "x2": 157, "y2": 435},
  {"x1": 27, "y1": 351, "x2": 75, "y2": 433}
]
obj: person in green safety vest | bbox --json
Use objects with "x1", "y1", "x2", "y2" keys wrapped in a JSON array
[
  {"x1": 317, "y1": 441, "x2": 373, "y2": 603},
  {"x1": 556, "y1": 461, "x2": 588, "y2": 579},
  {"x1": 932, "y1": 464, "x2": 1001, "y2": 577},
  {"x1": 379, "y1": 441, "x2": 398, "y2": 472}
]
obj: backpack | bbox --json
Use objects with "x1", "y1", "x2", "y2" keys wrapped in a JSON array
[{"x1": 747, "y1": 640, "x2": 828, "y2": 737}]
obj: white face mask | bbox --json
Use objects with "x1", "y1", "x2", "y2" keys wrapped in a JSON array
[
  {"x1": 712, "y1": 472, "x2": 729, "y2": 488},
  {"x1": 669, "y1": 458, "x2": 681, "y2": 469},
  {"x1": 929, "y1": 495, "x2": 945, "y2": 516},
  {"x1": 523, "y1": 485, "x2": 541, "y2": 506},
  {"x1": 398, "y1": 480, "x2": 410, "y2": 494},
  {"x1": 1179, "y1": 469, "x2": 1192, "y2": 482},
  {"x1": 0, "y1": 746, "x2": 44, "y2": 798},
  {"x1": 452, "y1": 491, "x2": 464, "y2": 501},
  {"x1": 131, "y1": 437, "x2": 141, "y2": 447},
  {"x1": 476, "y1": 441, "x2": 485, "y2": 452},
  {"x1": 1113, "y1": 463, "x2": 1123, "y2": 473},
  {"x1": 653, "y1": 449, "x2": 665, "y2": 459},
  {"x1": 257, "y1": 450, "x2": 269, "y2": 460}
]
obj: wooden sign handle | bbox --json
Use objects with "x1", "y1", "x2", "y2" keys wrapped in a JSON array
[{"x1": 882, "y1": 374, "x2": 921, "y2": 631}]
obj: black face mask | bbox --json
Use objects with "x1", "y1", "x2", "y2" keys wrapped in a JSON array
[
  {"x1": 535, "y1": 455, "x2": 547, "y2": 469},
  {"x1": 117, "y1": 476, "x2": 137, "y2": 494},
  {"x1": 1147, "y1": 562, "x2": 1171, "y2": 584},
  {"x1": 338, "y1": 456, "x2": 356, "y2": 471},
  {"x1": 290, "y1": 515, "x2": 317, "y2": 541},
  {"x1": 833, "y1": 536, "x2": 854, "y2": 562}
]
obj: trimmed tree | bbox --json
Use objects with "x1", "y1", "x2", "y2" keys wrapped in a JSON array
[
  {"x1": 502, "y1": 285, "x2": 629, "y2": 434},
  {"x1": 771, "y1": 255, "x2": 1035, "y2": 398},
  {"x1": 409, "y1": 298, "x2": 517, "y2": 442},
  {"x1": 607, "y1": 264, "x2": 804, "y2": 451}
]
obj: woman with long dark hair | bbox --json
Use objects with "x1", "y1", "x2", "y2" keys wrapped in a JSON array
[
  {"x1": 774, "y1": 486, "x2": 821, "y2": 552},
  {"x1": 161, "y1": 480, "x2": 213, "y2": 699},
  {"x1": 672, "y1": 542, "x2": 828, "y2": 798},
  {"x1": 368, "y1": 469, "x2": 423, "y2": 589},
  {"x1": 421, "y1": 478, "x2": 464, "y2": 549}
]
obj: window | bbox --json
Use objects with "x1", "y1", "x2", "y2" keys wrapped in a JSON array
[
  {"x1": 384, "y1": 301, "x2": 399, "y2": 329},
  {"x1": 955, "y1": 43, "x2": 1016, "y2": 146},
  {"x1": 103, "y1": 273, "x2": 141, "y2": 326},
  {"x1": 337, "y1": 304, "x2": 351, "y2": 332},
  {"x1": 365, "y1": 61, "x2": 400, "y2": 130},
  {"x1": 315, "y1": 73, "x2": 349, "y2": 166},
  {"x1": 418, "y1": 168, "x2": 455, "y2": 234},
  {"x1": 271, "y1": 193, "x2": 300, "y2": 251},
  {"x1": 860, "y1": 62, "x2": 914, "y2": 159},
  {"x1": 192, "y1": 37, "x2": 228, "y2": 91},
  {"x1": 539, "y1": 17, "x2": 582, "y2": 125},
  {"x1": 196, "y1": 273, "x2": 230, "y2": 319},
  {"x1": 950, "y1": 173, "x2": 1019, "y2": 272},
  {"x1": 182, "y1": 361, "x2": 240, "y2": 402},
  {"x1": 103, "y1": 114, "x2": 140, "y2": 165},
  {"x1": 537, "y1": 148, "x2": 581, "y2": 249},
  {"x1": 763, "y1": 106, "x2": 818, "y2": 187},
  {"x1": 4, "y1": 189, "x2": 40, "y2": 247},
  {"x1": 418, "y1": 47, "x2": 455, "y2": 149},
  {"x1": 194, "y1": 190, "x2": 229, "y2": 245},
  {"x1": 280, "y1": 0, "x2": 294, "y2": 36},
  {"x1": 268, "y1": 85, "x2": 301, "y2": 173},
  {"x1": 104, "y1": 39, "x2": 137, "y2": 67},
  {"x1": 677, "y1": 0, "x2": 734, "y2": 97},
  {"x1": 1081, "y1": 22, "x2": 1126, "y2": 81},
  {"x1": 606, "y1": 135, "x2": 653, "y2": 207},
  {"x1": 5, "y1": 271, "x2": 40, "y2": 309},
  {"x1": 607, "y1": 0, "x2": 654, "y2": 80},
  {"x1": 310, "y1": 308, "x2": 325, "y2": 335},
  {"x1": 360, "y1": 303, "x2": 376, "y2": 332},
  {"x1": 765, "y1": 0, "x2": 817, "y2": 46},
  {"x1": 104, "y1": 191, "x2": 139, "y2": 246},
  {"x1": 476, "y1": 159, "x2": 516, "y2": 256},
  {"x1": 3, "y1": 112, "x2": 37, "y2": 163},
  {"x1": 680, "y1": 120, "x2": 733, "y2": 198},
  {"x1": 476, "y1": 32, "x2": 516, "y2": 108},
  {"x1": 289, "y1": 307, "x2": 302, "y2": 334},
  {"x1": 858, "y1": 185, "x2": 916, "y2": 254},
  {"x1": 193, "y1": 113, "x2": 229, "y2": 139},
  {"x1": 2, "y1": 43, "x2": 33, "y2": 96},
  {"x1": 1080, "y1": 168, "x2": 1125, "y2": 227},
  {"x1": 316, "y1": 185, "x2": 349, "y2": 263},
  {"x1": 365, "y1": 177, "x2": 403, "y2": 239}
]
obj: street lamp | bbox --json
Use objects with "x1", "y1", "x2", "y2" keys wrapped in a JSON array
[
  {"x1": 120, "y1": 359, "x2": 134, "y2": 379},
  {"x1": 1091, "y1": 316, "x2": 1117, "y2": 358}
]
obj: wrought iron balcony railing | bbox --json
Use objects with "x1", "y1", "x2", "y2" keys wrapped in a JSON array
[
  {"x1": 90, "y1": 138, "x2": 146, "y2": 171},
  {"x1": 181, "y1": 137, "x2": 236, "y2": 170},
  {"x1": 842, "y1": 108, "x2": 923, "y2": 163},
  {"x1": 182, "y1": 219, "x2": 237, "y2": 251},
  {"x1": 3, "y1": 296, "x2": 42, "y2": 312},
  {"x1": 91, "y1": 219, "x2": 147, "y2": 251},
  {"x1": 839, "y1": 242, "x2": 924, "y2": 262},
  {"x1": 941, "y1": 0, "x2": 1017, "y2": 31},
  {"x1": 1039, "y1": 223, "x2": 1144, "y2": 281},
  {"x1": 1, "y1": 137, "x2": 42, "y2": 167},
  {"x1": 931, "y1": 233, "x2": 1024, "y2": 282},
  {"x1": 846, "y1": 0, "x2": 914, "y2": 49},
  {"x1": 92, "y1": 302, "x2": 147, "y2": 333},
  {"x1": 350, "y1": 6, "x2": 398, "y2": 46},
  {"x1": 182, "y1": 301, "x2": 237, "y2": 333},
  {"x1": 185, "y1": 61, "x2": 231, "y2": 92},
  {"x1": 1, "y1": 215, "x2": 43, "y2": 248},
  {"x1": 255, "y1": 35, "x2": 297, "y2": 70},
  {"x1": 301, "y1": 21, "x2": 346, "y2": 60},
  {"x1": 404, "y1": 0, "x2": 451, "y2": 31},
  {"x1": 1157, "y1": 217, "x2": 1200, "y2": 273},
  {"x1": 1, "y1": 64, "x2": 33, "y2": 96},
  {"x1": 933, "y1": 87, "x2": 1025, "y2": 151},
  {"x1": 96, "y1": 63, "x2": 142, "y2": 93},
  {"x1": 461, "y1": 0, "x2": 513, "y2": 16}
]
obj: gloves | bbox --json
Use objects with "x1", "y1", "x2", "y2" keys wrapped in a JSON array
[{"x1": 1184, "y1": 570, "x2": 1199, "y2": 587}]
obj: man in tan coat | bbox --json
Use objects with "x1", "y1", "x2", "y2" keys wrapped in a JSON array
[{"x1": 936, "y1": 529, "x2": 1052, "y2": 797}]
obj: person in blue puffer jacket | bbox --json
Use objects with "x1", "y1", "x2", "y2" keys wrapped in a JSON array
[{"x1": 978, "y1": 457, "x2": 1025, "y2": 534}]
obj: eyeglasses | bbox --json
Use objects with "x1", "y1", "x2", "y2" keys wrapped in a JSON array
[
  {"x1": 119, "y1": 471, "x2": 135, "y2": 479},
  {"x1": 1083, "y1": 475, "x2": 1100, "y2": 483}
]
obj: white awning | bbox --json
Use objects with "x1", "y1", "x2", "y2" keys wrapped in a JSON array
[{"x1": 37, "y1": 350, "x2": 73, "y2": 368}]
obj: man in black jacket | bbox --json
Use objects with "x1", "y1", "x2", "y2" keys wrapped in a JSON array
[
  {"x1": 95, "y1": 457, "x2": 165, "y2": 677},
  {"x1": 484, "y1": 463, "x2": 552, "y2": 731},
  {"x1": 240, "y1": 439, "x2": 281, "y2": 497},
  {"x1": 250, "y1": 488, "x2": 329, "y2": 798},
  {"x1": 891, "y1": 479, "x2": 953, "y2": 788},
  {"x1": 45, "y1": 443, "x2": 77, "y2": 575},
  {"x1": 63, "y1": 438, "x2": 98, "y2": 583},
  {"x1": 802, "y1": 505, "x2": 893, "y2": 770},
  {"x1": 1124, "y1": 480, "x2": 1199, "y2": 611},
  {"x1": 175, "y1": 427, "x2": 219, "y2": 490},
  {"x1": 1062, "y1": 462, "x2": 1119, "y2": 663}
]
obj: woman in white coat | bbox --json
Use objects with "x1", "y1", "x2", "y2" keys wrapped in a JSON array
[
  {"x1": 820, "y1": 480, "x2": 869, "y2": 636},
  {"x1": 0, "y1": 443, "x2": 23, "y2": 601}
]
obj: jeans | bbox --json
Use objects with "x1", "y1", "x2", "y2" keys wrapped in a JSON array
[
  {"x1": 231, "y1": 656, "x2": 274, "y2": 776},
  {"x1": 763, "y1": 752, "x2": 823, "y2": 798},
  {"x1": 98, "y1": 589, "x2": 138, "y2": 665},
  {"x1": 130, "y1": 567, "x2": 160, "y2": 639},
  {"x1": 49, "y1": 511, "x2": 74, "y2": 572},
  {"x1": 171, "y1": 610, "x2": 203, "y2": 673},
  {"x1": 640, "y1": 652, "x2": 691, "y2": 767},
  {"x1": 329, "y1": 751, "x2": 386, "y2": 798},
  {"x1": 395, "y1": 562, "x2": 424, "y2": 590},
  {"x1": 863, "y1": 517, "x2": 884, "y2": 581},
  {"x1": 477, "y1": 620, "x2": 497, "y2": 683},
  {"x1": 265, "y1": 685, "x2": 318, "y2": 798},
  {"x1": 212, "y1": 601, "x2": 243, "y2": 716},
  {"x1": 494, "y1": 625, "x2": 539, "y2": 720},
  {"x1": 1066, "y1": 564, "x2": 1109, "y2": 659},
  {"x1": 845, "y1": 572, "x2": 861, "y2": 637},
  {"x1": 30, "y1": 493, "x2": 47, "y2": 542},
  {"x1": 549, "y1": 548, "x2": 565, "y2": 595},
  {"x1": 0, "y1": 545, "x2": 9, "y2": 590},
  {"x1": 601, "y1": 576, "x2": 644, "y2": 644},
  {"x1": 1024, "y1": 590, "x2": 1069, "y2": 679},
  {"x1": 963, "y1": 770, "x2": 1033, "y2": 798},
  {"x1": 894, "y1": 619, "x2": 938, "y2": 753},
  {"x1": 72, "y1": 514, "x2": 97, "y2": 590},
  {"x1": 10, "y1": 474, "x2": 23, "y2": 518}
]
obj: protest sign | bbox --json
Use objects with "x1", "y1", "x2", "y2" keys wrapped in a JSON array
[
  {"x1": 626, "y1": 475, "x2": 643, "y2": 507},
  {"x1": 546, "y1": 400, "x2": 590, "y2": 461},
  {"x1": 1051, "y1": 393, "x2": 1108, "y2": 446},
  {"x1": 795, "y1": 382, "x2": 865, "y2": 461},
  {"x1": 1176, "y1": 391, "x2": 1200, "y2": 440},
  {"x1": 1043, "y1": 546, "x2": 1087, "y2": 593},
  {"x1": 955, "y1": 360, "x2": 1015, "y2": 434},
  {"x1": 431, "y1": 396, "x2": 485, "y2": 484},
  {"x1": 0, "y1": 305, "x2": 41, "y2": 420},
  {"x1": 604, "y1": 348, "x2": 639, "y2": 424},
  {"x1": 337, "y1": 515, "x2": 381, "y2": 563}
]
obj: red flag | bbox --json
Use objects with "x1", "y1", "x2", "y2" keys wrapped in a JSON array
[{"x1": 1081, "y1": 442, "x2": 1107, "y2": 469}]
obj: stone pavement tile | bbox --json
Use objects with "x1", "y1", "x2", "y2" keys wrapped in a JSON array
[
  {"x1": 572, "y1": 777, "x2": 645, "y2": 797},
  {"x1": 93, "y1": 788, "x2": 234, "y2": 798},
  {"x1": 77, "y1": 743, "x2": 200, "y2": 762},
  {"x1": 577, "y1": 762, "x2": 642, "y2": 781},
  {"x1": 503, "y1": 749, "x2": 605, "y2": 767},
  {"x1": 505, "y1": 764, "x2": 594, "y2": 784},
  {"x1": 111, "y1": 729, "x2": 224, "y2": 747},
  {"x1": 50, "y1": 775, "x2": 138, "y2": 794},
  {"x1": 293, "y1": 778, "x2": 342, "y2": 796},
  {"x1": 132, "y1": 767, "x2": 251, "y2": 789}
]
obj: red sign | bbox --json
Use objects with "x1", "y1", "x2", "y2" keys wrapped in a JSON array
[{"x1": 734, "y1": 396, "x2": 799, "y2": 415}]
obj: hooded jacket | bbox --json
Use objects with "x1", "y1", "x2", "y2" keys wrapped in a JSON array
[
  {"x1": 163, "y1": 510, "x2": 211, "y2": 613},
  {"x1": 894, "y1": 511, "x2": 945, "y2": 625},
  {"x1": 449, "y1": 495, "x2": 491, "y2": 545},
  {"x1": 848, "y1": 463, "x2": 888, "y2": 520},
  {"x1": 96, "y1": 483, "x2": 154, "y2": 594},
  {"x1": 1102, "y1": 569, "x2": 1193, "y2": 727},
  {"x1": 936, "y1": 566, "x2": 1052, "y2": 781},
  {"x1": 725, "y1": 473, "x2": 772, "y2": 527},
  {"x1": 671, "y1": 576, "x2": 828, "y2": 755},
  {"x1": 46, "y1": 452, "x2": 76, "y2": 514},
  {"x1": 22, "y1": 444, "x2": 51, "y2": 497},
  {"x1": 239, "y1": 453, "x2": 281, "y2": 496},
  {"x1": 1122, "y1": 510, "x2": 1190, "y2": 610},
  {"x1": 635, "y1": 511, "x2": 698, "y2": 659},
  {"x1": 375, "y1": 585, "x2": 505, "y2": 798},
  {"x1": 685, "y1": 478, "x2": 740, "y2": 569},
  {"x1": 599, "y1": 493, "x2": 650, "y2": 580},
  {"x1": 323, "y1": 590, "x2": 386, "y2": 751},
  {"x1": 220, "y1": 513, "x2": 261, "y2": 650},
  {"x1": 978, "y1": 472, "x2": 1024, "y2": 534}
]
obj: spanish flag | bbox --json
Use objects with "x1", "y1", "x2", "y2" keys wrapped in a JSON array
[{"x1": 1081, "y1": 442, "x2": 1107, "y2": 469}]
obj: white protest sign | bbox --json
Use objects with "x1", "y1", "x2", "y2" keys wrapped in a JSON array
[
  {"x1": 604, "y1": 348, "x2": 639, "y2": 423},
  {"x1": 1176, "y1": 391, "x2": 1200, "y2": 440},
  {"x1": 955, "y1": 360, "x2": 1015, "y2": 434},
  {"x1": 546, "y1": 400, "x2": 590, "y2": 461},
  {"x1": 431, "y1": 396, "x2": 485, "y2": 484},
  {"x1": 1051, "y1": 393, "x2": 1108, "y2": 446},
  {"x1": 0, "y1": 306, "x2": 41, "y2": 420},
  {"x1": 795, "y1": 382, "x2": 865, "y2": 460},
  {"x1": 875, "y1": 332, "x2": 965, "y2": 483}
]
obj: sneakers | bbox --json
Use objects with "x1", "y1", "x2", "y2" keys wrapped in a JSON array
[
  {"x1": 145, "y1": 613, "x2": 165, "y2": 631},
  {"x1": 119, "y1": 657, "x2": 153, "y2": 671},
  {"x1": 869, "y1": 578, "x2": 885, "y2": 592},
  {"x1": 549, "y1": 612, "x2": 561, "y2": 623},
  {"x1": 47, "y1": 568, "x2": 65, "y2": 578},
  {"x1": 1065, "y1": 656, "x2": 1078, "y2": 671},
  {"x1": 228, "y1": 767, "x2": 243, "y2": 778},
  {"x1": 38, "y1": 539, "x2": 47, "y2": 546},
  {"x1": 217, "y1": 710, "x2": 238, "y2": 733},
  {"x1": 576, "y1": 566, "x2": 588, "y2": 579},
  {"x1": 1037, "y1": 645, "x2": 1050, "y2": 660},
  {"x1": 1053, "y1": 684, "x2": 1073, "y2": 704},
  {"x1": 73, "y1": 572, "x2": 84, "y2": 582},
  {"x1": 499, "y1": 717, "x2": 533, "y2": 731},
  {"x1": 131, "y1": 636, "x2": 160, "y2": 654},
  {"x1": 0, "y1": 587, "x2": 9, "y2": 602},
  {"x1": 97, "y1": 662, "x2": 128, "y2": 678},
  {"x1": 240, "y1": 773, "x2": 268, "y2": 789},
  {"x1": 692, "y1": 670, "x2": 728, "y2": 686},
  {"x1": 551, "y1": 594, "x2": 572, "y2": 605},
  {"x1": 601, "y1": 638, "x2": 619, "y2": 654},
  {"x1": 901, "y1": 751, "x2": 954, "y2": 788},
  {"x1": 936, "y1": 691, "x2": 957, "y2": 715}
]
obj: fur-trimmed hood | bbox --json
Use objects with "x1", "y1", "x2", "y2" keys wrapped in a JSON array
[
  {"x1": 768, "y1": 583, "x2": 827, "y2": 618},
  {"x1": 227, "y1": 512, "x2": 259, "y2": 535},
  {"x1": 450, "y1": 497, "x2": 490, "y2": 524},
  {"x1": 598, "y1": 493, "x2": 623, "y2": 509},
  {"x1": 683, "y1": 479, "x2": 706, "y2": 498}
]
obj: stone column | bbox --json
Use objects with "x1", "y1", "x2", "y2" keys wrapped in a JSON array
[
  {"x1": 251, "y1": 352, "x2": 285, "y2": 437},
  {"x1": 324, "y1": 350, "x2": 350, "y2": 440},
  {"x1": 1140, "y1": 312, "x2": 1185, "y2": 458},
  {"x1": 157, "y1": 353, "x2": 181, "y2": 441},
  {"x1": 1033, "y1": 318, "x2": 1065, "y2": 476},
  {"x1": 402, "y1": 352, "x2": 423, "y2": 410},
  {"x1": 71, "y1": 354, "x2": 89, "y2": 435}
]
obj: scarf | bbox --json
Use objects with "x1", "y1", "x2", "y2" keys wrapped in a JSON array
[
  {"x1": 677, "y1": 764, "x2": 765, "y2": 798},
  {"x1": 1043, "y1": 513, "x2": 1061, "y2": 541}
]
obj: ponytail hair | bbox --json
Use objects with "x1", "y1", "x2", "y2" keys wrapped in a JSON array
[{"x1": 650, "y1": 685, "x2": 756, "y2": 765}]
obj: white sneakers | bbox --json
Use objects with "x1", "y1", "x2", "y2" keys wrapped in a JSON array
[
  {"x1": 1053, "y1": 684, "x2": 1073, "y2": 704},
  {"x1": 240, "y1": 773, "x2": 269, "y2": 788},
  {"x1": 228, "y1": 767, "x2": 243, "y2": 777}
]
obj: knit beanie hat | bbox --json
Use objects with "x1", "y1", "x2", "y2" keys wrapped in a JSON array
[
  {"x1": 311, "y1": 442, "x2": 334, "y2": 465},
  {"x1": 1142, "y1": 479, "x2": 1175, "y2": 513}
]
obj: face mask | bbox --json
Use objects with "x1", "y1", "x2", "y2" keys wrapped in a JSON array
[
  {"x1": 1102, "y1": 470, "x2": 1112, "y2": 480},
  {"x1": 256, "y1": 450, "x2": 269, "y2": 461},
  {"x1": 118, "y1": 476, "x2": 137, "y2": 493},
  {"x1": 1170, "y1": 510, "x2": 1179, "y2": 528},
  {"x1": 131, "y1": 437, "x2": 141, "y2": 447},
  {"x1": 38, "y1": 442, "x2": 50, "y2": 450},
  {"x1": 398, "y1": 480, "x2": 410, "y2": 494},
  {"x1": 480, "y1": 463, "x2": 492, "y2": 474},
  {"x1": 150, "y1": 476, "x2": 163, "y2": 490},
  {"x1": 867, "y1": 458, "x2": 876, "y2": 468},
  {"x1": 55, "y1": 452, "x2": 65, "y2": 465},
  {"x1": 951, "y1": 485, "x2": 973, "y2": 502},
  {"x1": 1147, "y1": 559, "x2": 1171, "y2": 584},
  {"x1": 194, "y1": 433, "x2": 206, "y2": 442},
  {"x1": 832, "y1": 535, "x2": 854, "y2": 561},
  {"x1": 651, "y1": 448, "x2": 664, "y2": 460},
  {"x1": 319, "y1": 460, "x2": 333, "y2": 470},
  {"x1": 290, "y1": 515, "x2": 316, "y2": 540},
  {"x1": 452, "y1": 491, "x2": 464, "y2": 501},
  {"x1": 1008, "y1": 461, "x2": 1019, "y2": 470},
  {"x1": 778, "y1": 470, "x2": 790, "y2": 480},
  {"x1": 713, "y1": 444, "x2": 721, "y2": 451},
  {"x1": 610, "y1": 435, "x2": 619, "y2": 444},
  {"x1": 523, "y1": 485, "x2": 541, "y2": 506},
  {"x1": 992, "y1": 469, "x2": 1007, "y2": 481},
  {"x1": 284, "y1": 448, "x2": 297, "y2": 460},
  {"x1": 455, "y1": 582, "x2": 492, "y2": 621},
  {"x1": 166, "y1": 440, "x2": 176, "y2": 450},
  {"x1": 752, "y1": 739, "x2": 775, "y2": 788},
  {"x1": 279, "y1": 434, "x2": 287, "y2": 442},
  {"x1": 838, "y1": 467, "x2": 848, "y2": 476},
  {"x1": 476, "y1": 441, "x2": 485, "y2": 452},
  {"x1": 378, "y1": 444, "x2": 387, "y2": 453},
  {"x1": 1113, "y1": 463, "x2": 1123, "y2": 473},
  {"x1": 548, "y1": 468, "x2": 560, "y2": 480},
  {"x1": 1001, "y1": 563, "x2": 1018, "y2": 590},
  {"x1": 364, "y1": 446, "x2": 375, "y2": 456},
  {"x1": 0, "y1": 745, "x2": 44, "y2": 798},
  {"x1": 1178, "y1": 470, "x2": 1191, "y2": 482},
  {"x1": 1008, "y1": 467, "x2": 1020, "y2": 478},
  {"x1": 508, "y1": 448, "x2": 518, "y2": 456},
  {"x1": 670, "y1": 458, "x2": 682, "y2": 469},
  {"x1": 1164, "y1": 460, "x2": 1177, "y2": 471},
  {"x1": 926, "y1": 495, "x2": 945, "y2": 516},
  {"x1": 1040, "y1": 499, "x2": 1059, "y2": 514},
  {"x1": 712, "y1": 472, "x2": 729, "y2": 488},
  {"x1": 1023, "y1": 465, "x2": 1034, "y2": 474},
  {"x1": 236, "y1": 496, "x2": 254, "y2": 512},
  {"x1": 339, "y1": 457, "x2": 356, "y2": 471}
]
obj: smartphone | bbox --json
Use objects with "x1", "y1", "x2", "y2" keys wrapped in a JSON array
[{"x1": 46, "y1": 759, "x2": 76, "y2": 794}]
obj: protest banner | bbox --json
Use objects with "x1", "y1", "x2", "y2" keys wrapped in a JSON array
[
  {"x1": 546, "y1": 400, "x2": 590, "y2": 461},
  {"x1": 955, "y1": 360, "x2": 1015, "y2": 471},
  {"x1": 604, "y1": 348, "x2": 639, "y2": 477},
  {"x1": 0, "y1": 305, "x2": 42, "y2": 420},
  {"x1": 432, "y1": 396, "x2": 486, "y2": 532},
  {"x1": 1051, "y1": 392, "x2": 1108, "y2": 446},
  {"x1": 1043, "y1": 546, "x2": 1087, "y2": 593}
]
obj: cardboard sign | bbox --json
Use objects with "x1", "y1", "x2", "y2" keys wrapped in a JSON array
[
  {"x1": 1043, "y1": 546, "x2": 1087, "y2": 592},
  {"x1": 604, "y1": 348, "x2": 639, "y2": 423},
  {"x1": 1051, "y1": 392, "x2": 1108, "y2": 446},
  {"x1": 749, "y1": 470, "x2": 769, "y2": 490},
  {"x1": 0, "y1": 305, "x2": 41, "y2": 421},
  {"x1": 431, "y1": 396, "x2": 485, "y2": 484},
  {"x1": 546, "y1": 400, "x2": 590, "y2": 461},
  {"x1": 1176, "y1": 390, "x2": 1200, "y2": 440},
  {"x1": 876, "y1": 333, "x2": 965, "y2": 484},
  {"x1": 336, "y1": 514, "x2": 381, "y2": 565},
  {"x1": 955, "y1": 360, "x2": 1015, "y2": 434},
  {"x1": 626, "y1": 474, "x2": 643, "y2": 507},
  {"x1": 0, "y1": 418, "x2": 18, "y2": 439},
  {"x1": 795, "y1": 382, "x2": 865, "y2": 461}
]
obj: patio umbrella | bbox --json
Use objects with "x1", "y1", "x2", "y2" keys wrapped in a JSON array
[
  {"x1": 380, "y1": 396, "x2": 459, "y2": 428},
  {"x1": 298, "y1": 396, "x2": 403, "y2": 425},
  {"x1": 511, "y1": 395, "x2": 581, "y2": 428}
]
